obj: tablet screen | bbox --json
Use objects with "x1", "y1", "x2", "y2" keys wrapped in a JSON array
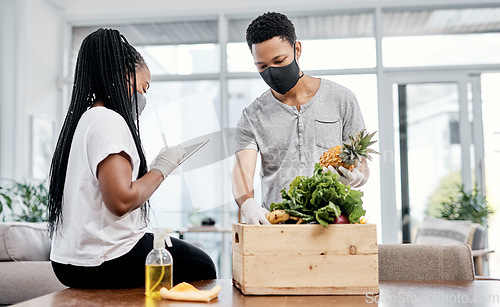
[{"x1": 179, "y1": 139, "x2": 209, "y2": 165}]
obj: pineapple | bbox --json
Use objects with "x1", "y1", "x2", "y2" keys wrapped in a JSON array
[{"x1": 319, "y1": 129, "x2": 378, "y2": 172}]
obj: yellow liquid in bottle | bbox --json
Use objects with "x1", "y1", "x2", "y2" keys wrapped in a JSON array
[{"x1": 145, "y1": 264, "x2": 172, "y2": 297}]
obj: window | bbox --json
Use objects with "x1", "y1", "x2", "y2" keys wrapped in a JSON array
[
  {"x1": 68, "y1": 5, "x2": 500, "y2": 277},
  {"x1": 480, "y1": 73, "x2": 500, "y2": 276},
  {"x1": 138, "y1": 44, "x2": 220, "y2": 75},
  {"x1": 71, "y1": 13, "x2": 381, "y2": 277},
  {"x1": 382, "y1": 7, "x2": 500, "y2": 67},
  {"x1": 139, "y1": 80, "x2": 223, "y2": 228},
  {"x1": 227, "y1": 12, "x2": 375, "y2": 72},
  {"x1": 319, "y1": 74, "x2": 381, "y2": 231}
]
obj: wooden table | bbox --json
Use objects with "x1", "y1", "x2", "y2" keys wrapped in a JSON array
[{"x1": 12, "y1": 279, "x2": 500, "y2": 307}]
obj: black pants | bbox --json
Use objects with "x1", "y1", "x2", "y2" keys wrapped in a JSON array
[{"x1": 52, "y1": 233, "x2": 217, "y2": 289}]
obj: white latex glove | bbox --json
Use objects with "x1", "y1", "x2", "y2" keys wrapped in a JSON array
[
  {"x1": 149, "y1": 145, "x2": 186, "y2": 179},
  {"x1": 323, "y1": 163, "x2": 364, "y2": 188},
  {"x1": 241, "y1": 198, "x2": 270, "y2": 225}
]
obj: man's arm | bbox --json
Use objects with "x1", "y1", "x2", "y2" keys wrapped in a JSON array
[
  {"x1": 232, "y1": 149, "x2": 258, "y2": 207},
  {"x1": 232, "y1": 149, "x2": 270, "y2": 225}
]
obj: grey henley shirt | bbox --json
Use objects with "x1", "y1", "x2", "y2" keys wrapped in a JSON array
[{"x1": 235, "y1": 79, "x2": 366, "y2": 209}]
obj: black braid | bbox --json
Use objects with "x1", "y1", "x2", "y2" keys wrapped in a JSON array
[{"x1": 48, "y1": 28, "x2": 149, "y2": 238}]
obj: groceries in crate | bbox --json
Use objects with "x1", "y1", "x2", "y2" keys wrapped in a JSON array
[
  {"x1": 268, "y1": 164, "x2": 367, "y2": 227},
  {"x1": 266, "y1": 210, "x2": 303, "y2": 224},
  {"x1": 319, "y1": 129, "x2": 378, "y2": 172},
  {"x1": 267, "y1": 130, "x2": 378, "y2": 228}
]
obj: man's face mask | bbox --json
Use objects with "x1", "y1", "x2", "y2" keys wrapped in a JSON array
[
  {"x1": 259, "y1": 43, "x2": 303, "y2": 95},
  {"x1": 131, "y1": 91, "x2": 147, "y2": 118}
]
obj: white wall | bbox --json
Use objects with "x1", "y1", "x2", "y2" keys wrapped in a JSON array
[
  {"x1": 0, "y1": 0, "x2": 19, "y2": 180},
  {"x1": 0, "y1": 0, "x2": 62, "y2": 181}
]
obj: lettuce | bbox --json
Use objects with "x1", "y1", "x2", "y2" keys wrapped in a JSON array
[{"x1": 270, "y1": 164, "x2": 366, "y2": 228}]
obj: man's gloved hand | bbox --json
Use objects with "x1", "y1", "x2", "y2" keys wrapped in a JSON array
[
  {"x1": 149, "y1": 145, "x2": 186, "y2": 179},
  {"x1": 322, "y1": 163, "x2": 364, "y2": 188},
  {"x1": 241, "y1": 198, "x2": 270, "y2": 225}
]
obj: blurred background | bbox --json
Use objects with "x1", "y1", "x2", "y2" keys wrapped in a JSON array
[{"x1": 1, "y1": 0, "x2": 499, "y2": 279}]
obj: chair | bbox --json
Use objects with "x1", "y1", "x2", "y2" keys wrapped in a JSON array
[
  {"x1": 378, "y1": 243, "x2": 475, "y2": 281},
  {"x1": 467, "y1": 223, "x2": 494, "y2": 276},
  {"x1": 413, "y1": 217, "x2": 494, "y2": 276}
]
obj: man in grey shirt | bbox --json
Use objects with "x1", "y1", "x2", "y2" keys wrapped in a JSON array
[{"x1": 232, "y1": 12, "x2": 369, "y2": 225}]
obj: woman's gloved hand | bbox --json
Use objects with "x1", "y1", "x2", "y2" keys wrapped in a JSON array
[
  {"x1": 150, "y1": 145, "x2": 186, "y2": 179},
  {"x1": 323, "y1": 163, "x2": 364, "y2": 188},
  {"x1": 241, "y1": 198, "x2": 270, "y2": 225}
]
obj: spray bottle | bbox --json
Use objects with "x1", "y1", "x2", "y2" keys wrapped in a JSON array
[{"x1": 145, "y1": 228, "x2": 173, "y2": 297}]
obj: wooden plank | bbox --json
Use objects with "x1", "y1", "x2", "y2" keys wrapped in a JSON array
[
  {"x1": 232, "y1": 223, "x2": 244, "y2": 255},
  {"x1": 233, "y1": 223, "x2": 377, "y2": 256},
  {"x1": 232, "y1": 223, "x2": 379, "y2": 295},
  {"x1": 232, "y1": 248, "x2": 243, "y2": 284},
  {"x1": 236, "y1": 285, "x2": 380, "y2": 295},
  {"x1": 238, "y1": 254, "x2": 378, "y2": 288}
]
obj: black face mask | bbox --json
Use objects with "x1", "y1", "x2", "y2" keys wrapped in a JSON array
[{"x1": 259, "y1": 43, "x2": 303, "y2": 95}]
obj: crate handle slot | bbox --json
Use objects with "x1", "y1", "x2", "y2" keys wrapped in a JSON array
[
  {"x1": 234, "y1": 232, "x2": 239, "y2": 244},
  {"x1": 349, "y1": 245, "x2": 357, "y2": 255}
]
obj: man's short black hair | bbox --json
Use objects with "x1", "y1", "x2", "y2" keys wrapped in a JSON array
[{"x1": 246, "y1": 12, "x2": 297, "y2": 50}]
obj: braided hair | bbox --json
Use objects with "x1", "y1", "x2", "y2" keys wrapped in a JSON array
[{"x1": 48, "y1": 28, "x2": 149, "y2": 238}]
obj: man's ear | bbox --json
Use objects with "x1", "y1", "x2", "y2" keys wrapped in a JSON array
[{"x1": 295, "y1": 41, "x2": 302, "y2": 60}]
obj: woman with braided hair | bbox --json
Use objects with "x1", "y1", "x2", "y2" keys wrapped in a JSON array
[{"x1": 48, "y1": 28, "x2": 216, "y2": 288}]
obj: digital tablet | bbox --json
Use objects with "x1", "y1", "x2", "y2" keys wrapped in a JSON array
[{"x1": 179, "y1": 139, "x2": 209, "y2": 165}]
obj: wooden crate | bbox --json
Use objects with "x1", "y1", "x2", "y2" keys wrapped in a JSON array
[{"x1": 232, "y1": 223, "x2": 379, "y2": 295}]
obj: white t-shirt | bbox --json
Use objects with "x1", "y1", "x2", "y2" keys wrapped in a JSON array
[{"x1": 50, "y1": 107, "x2": 147, "y2": 266}]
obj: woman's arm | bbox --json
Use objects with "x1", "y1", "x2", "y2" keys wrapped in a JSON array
[{"x1": 97, "y1": 151, "x2": 163, "y2": 217}]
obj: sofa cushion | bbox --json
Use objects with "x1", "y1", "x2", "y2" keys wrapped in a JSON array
[
  {"x1": 378, "y1": 243, "x2": 475, "y2": 281},
  {"x1": 0, "y1": 261, "x2": 67, "y2": 305},
  {"x1": 0, "y1": 222, "x2": 51, "y2": 261},
  {"x1": 414, "y1": 217, "x2": 472, "y2": 245}
]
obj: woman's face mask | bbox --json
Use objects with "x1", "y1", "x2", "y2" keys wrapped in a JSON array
[
  {"x1": 129, "y1": 66, "x2": 151, "y2": 118},
  {"x1": 131, "y1": 92, "x2": 146, "y2": 118}
]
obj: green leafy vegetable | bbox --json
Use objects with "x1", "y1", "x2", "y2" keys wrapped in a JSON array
[{"x1": 270, "y1": 164, "x2": 366, "y2": 228}]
